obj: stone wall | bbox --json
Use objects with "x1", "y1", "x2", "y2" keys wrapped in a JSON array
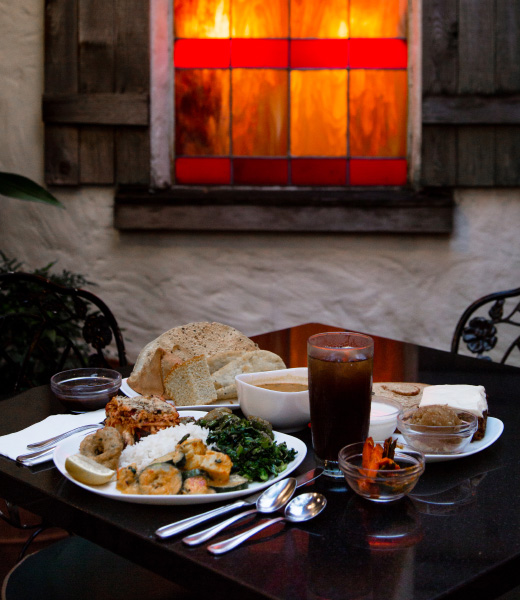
[{"x1": 1, "y1": 0, "x2": 519, "y2": 365}]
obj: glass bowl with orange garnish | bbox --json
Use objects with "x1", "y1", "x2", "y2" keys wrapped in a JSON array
[{"x1": 338, "y1": 437, "x2": 425, "y2": 502}]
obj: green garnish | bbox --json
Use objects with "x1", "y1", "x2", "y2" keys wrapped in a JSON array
[{"x1": 198, "y1": 413, "x2": 297, "y2": 482}]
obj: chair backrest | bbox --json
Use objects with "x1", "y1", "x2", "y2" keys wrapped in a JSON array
[
  {"x1": 0, "y1": 271, "x2": 127, "y2": 396},
  {"x1": 451, "y1": 287, "x2": 520, "y2": 365}
]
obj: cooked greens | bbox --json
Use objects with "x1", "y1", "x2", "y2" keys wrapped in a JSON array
[{"x1": 197, "y1": 412, "x2": 297, "y2": 482}]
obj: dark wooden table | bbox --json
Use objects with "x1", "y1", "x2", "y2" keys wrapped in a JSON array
[{"x1": 2, "y1": 323, "x2": 520, "y2": 600}]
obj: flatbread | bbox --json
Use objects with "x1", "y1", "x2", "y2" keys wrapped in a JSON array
[
  {"x1": 216, "y1": 384, "x2": 240, "y2": 401},
  {"x1": 128, "y1": 322, "x2": 258, "y2": 396},
  {"x1": 372, "y1": 382, "x2": 430, "y2": 411},
  {"x1": 211, "y1": 350, "x2": 286, "y2": 397},
  {"x1": 207, "y1": 350, "x2": 245, "y2": 374}
]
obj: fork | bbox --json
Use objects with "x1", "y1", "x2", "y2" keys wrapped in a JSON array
[
  {"x1": 17, "y1": 445, "x2": 59, "y2": 463},
  {"x1": 26, "y1": 423, "x2": 103, "y2": 450}
]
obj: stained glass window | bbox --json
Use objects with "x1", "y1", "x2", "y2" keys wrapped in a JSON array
[{"x1": 174, "y1": 0, "x2": 408, "y2": 186}]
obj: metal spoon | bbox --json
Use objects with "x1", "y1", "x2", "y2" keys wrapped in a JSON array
[
  {"x1": 207, "y1": 492, "x2": 327, "y2": 555},
  {"x1": 183, "y1": 476, "x2": 297, "y2": 546}
]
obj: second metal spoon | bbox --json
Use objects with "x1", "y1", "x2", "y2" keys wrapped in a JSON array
[
  {"x1": 183, "y1": 476, "x2": 297, "y2": 546},
  {"x1": 207, "y1": 492, "x2": 327, "y2": 555}
]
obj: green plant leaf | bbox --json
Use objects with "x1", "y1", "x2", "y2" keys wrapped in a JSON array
[{"x1": 0, "y1": 172, "x2": 63, "y2": 207}]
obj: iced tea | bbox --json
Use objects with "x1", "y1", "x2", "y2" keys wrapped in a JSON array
[{"x1": 308, "y1": 332, "x2": 374, "y2": 477}]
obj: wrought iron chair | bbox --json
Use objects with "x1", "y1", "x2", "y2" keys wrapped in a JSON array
[
  {"x1": 451, "y1": 287, "x2": 520, "y2": 364},
  {"x1": 0, "y1": 271, "x2": 128, "y2": 559},
  {"x1": 0, "y1": 271, "x2": 127, "y2": 398}
]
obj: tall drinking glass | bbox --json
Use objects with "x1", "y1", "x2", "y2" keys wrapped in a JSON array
[{"x1": 307, "y1": 332, "x2": 374, "y2": 478}]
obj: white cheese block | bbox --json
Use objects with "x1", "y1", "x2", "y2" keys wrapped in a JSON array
[{"x1": 419, "y1": 384, "x2": 487, "y2": 418}]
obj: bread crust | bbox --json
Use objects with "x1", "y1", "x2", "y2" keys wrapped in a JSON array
[{"x1": 372, "y1": 382, "x2": 431, "y2": 411}]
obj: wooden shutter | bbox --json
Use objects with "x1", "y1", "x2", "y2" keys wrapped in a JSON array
[
  {"x1": 422, "y1": 0, "x2": 520, "y2": 186},
  {"x1": 43, "y1": 0, "x2": 150, "y2": 186}
]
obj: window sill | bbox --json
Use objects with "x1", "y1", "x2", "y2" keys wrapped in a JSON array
[{"x1": 114, "y1": 187, "x2": 454, "y2": 233}]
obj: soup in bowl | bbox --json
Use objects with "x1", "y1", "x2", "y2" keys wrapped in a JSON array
[{"x1": 236, "y1": 367, "x2": 310, "y2": 432}]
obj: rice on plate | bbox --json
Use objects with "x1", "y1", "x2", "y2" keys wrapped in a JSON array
[{"x1": 119, "y1": 422, "x2": 212, "y2": 471}]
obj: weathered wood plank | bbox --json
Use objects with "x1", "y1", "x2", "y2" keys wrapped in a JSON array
[
  {"x1": 115, "y1": 129, "x2": 150, "y2": 185},
  {"x1": 44, "y1": 0, "x2": 79, "y2": 185},
  {"x1": 114, "y1": 189, "x2": 454, "y2": 233},
  {"x1": 458, "y1": 126, "x2": 495, "y2": 185},
  {"x1": 44, "y1": 126, "x2": 79, "y2": 184},
  {"x1": 114, "y1": 0, "x2": 150, "y2": 93},
  {"x1": 423, "y1": 95, "x2": 520, "y2": 124},
  {"x1": 421, "y1": 125, "x2": 457, "y2": 186},
  {"x1": 42, "y1": 93, "x2": 149, "y2": 125},
  {"x1": 78, "y1": 0, "x2": 115, "y2": 93},
  {"x1": 114, "y1": 0, "x2": 150, "y2": 185},
  {"x1": 495, "y1": 126, "x2": 520, "y2": 185},
  {"x1": 79, "y1": 127, "x2": 114, "y2": 184},
  {"x1": 44, "y1": 0, "x2": 78, "y2": 93},
  {"x1": 422, "y1": 0, "x2": 458, "y2": 94},
  {"x1": 496, "y1": 0, "x2": 520, "y2": 92},
  {"x1": 458, "y1": 0, "x2": 495, "y2": 94},
  {"x1": 456, "y1": 0, "x2": 496, "y2": 185},
  {"x1": 78, "y1": 0, "x2": 115, "y2": 184}
]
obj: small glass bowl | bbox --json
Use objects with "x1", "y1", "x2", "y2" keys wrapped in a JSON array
[
  {"x1": 338, "y1": 442, "x2": 425, "y2": 503},
  {"x1": 51, "y1": 368, "x2": 122, "y2": 413},
  {"x1": 397, "y1": 408, "x2": 478, "y2": 455}
]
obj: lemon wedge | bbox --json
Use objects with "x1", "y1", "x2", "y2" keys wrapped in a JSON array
[{"x1": 65, "y1": 453, "x2": 115, "y2": 485}]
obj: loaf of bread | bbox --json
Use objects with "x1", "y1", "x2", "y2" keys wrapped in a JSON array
[{"x1": 163, "y1": 355, "x2": 217, "y2": 406}]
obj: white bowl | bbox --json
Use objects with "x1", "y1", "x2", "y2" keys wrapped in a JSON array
[
  {"x1": 368, "y1": 396, "x2": 402, "y2": 441},
  {"x1": 235, "y1": 367, "x2": 310, "y2": 433}
]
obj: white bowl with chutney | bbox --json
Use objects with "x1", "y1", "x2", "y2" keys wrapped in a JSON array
[{"x1": 235, "y1": 367, "x2": 310, "y2": 433}]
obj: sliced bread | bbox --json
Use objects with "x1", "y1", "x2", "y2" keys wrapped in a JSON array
[{"x1": 163, "y1": 355, "x2": 217, "y2": 406}]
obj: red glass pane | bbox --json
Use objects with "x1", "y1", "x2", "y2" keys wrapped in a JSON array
[
  {"x1": 291, "y1": 70, "x2": 347, "y2": 157},
  {"x1": 350, "y1": 159, "x2": 407, "y2": 185},
  {"x1": 350, "y1": 0, "x2": 407, "y2": 38},
  {"x1": 232, "y1": 0, "x2": 288, "y2": 38},
  {"x1": 174, "y1": 0, "x2": 230, "y2": 38},
  {"x1": 175, "y1": 40, "x2": 230, "y2": 68},
  {"x1": 175, "y1": 69, "x2": 230, "y2": 156},
  {"x1": 290, "y1": 40, "x2": 349, "y2": 68},
  {"x1": 291, "y1": 0, "x2": 348, "y2": 38},
  {"x1": 232, "y1": 69, "x2": 288, "y2": 156},
  {"x1": 349, "y1": 69, "x2": 407, "y2": 157},
  {"x1": 291, "y1": 159, "x2": 347, "y2": 186},
  {"x1": 349, "y1": 39, "x2": 407, "y2": 68},
  {"x1": 176, "y1": 158, "x2": 231, "y2": 184},
  {"x1": 232, "y1": 40, "x2": 288, "y2": 67},
  {"x1": 234, "y1": 159, "x2": 288, "y2": 184}
]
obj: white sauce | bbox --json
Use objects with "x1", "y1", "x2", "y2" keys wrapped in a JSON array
[{"x1": 368, "y1": 401, "x2": 400, "y2": 440}]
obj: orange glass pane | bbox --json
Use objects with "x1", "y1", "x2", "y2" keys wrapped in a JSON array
[
  {"x1": 175, "y1": 69, "x2": 230, "y2": 156},
  {"x1": 290, "y1": 0, "x2": 348, "y2": 38},
  {"x1": 232, "y1": 0, "x2": 288, "y2": 38},
  {"x1": 174, "y1": 0, "x2": 230, "y2": 38},
  {"x1": 350, "y1": 0, "x2": 407, "y2": 38},
  {"x1": 349, "y1": 70, "x2": 407, "y2": 157},
  {"x1": 232, "y1": 69, "x2": 288, "y2": 156},
  {"x1": 290, "y1": 70, "x2": 347, "y2": 157}
]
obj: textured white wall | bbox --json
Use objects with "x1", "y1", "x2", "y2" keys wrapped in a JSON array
[{"x1": 1, "y1": 0, "x2": 519, "y2": 364}]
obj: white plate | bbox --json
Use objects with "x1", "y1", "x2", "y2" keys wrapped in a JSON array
[
  {"x1": 397, "y1": 416, "x2": 504, "y2": 463},
  {"x1": 119, "y1": 378, "x2": 239, "y2": 410},
  {"x1": 53, "y1": 411, "x2": 307, "y2": 505}
]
